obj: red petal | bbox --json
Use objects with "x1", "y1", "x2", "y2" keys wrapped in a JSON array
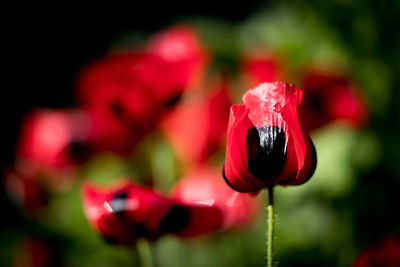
[
  {"x1": 224, "y1": 104, "x2": 261, "y2": 192},
  {"x1": 279, "y1": 88, "x2": 314, "y2": 185}
]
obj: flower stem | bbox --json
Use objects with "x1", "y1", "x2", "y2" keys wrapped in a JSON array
[
  {"x1": 137, "y1": 239, "x2": 153, "y2": 267},
  {"x1": 267, "y1": 185, "x2": 274, "y2": 267}
]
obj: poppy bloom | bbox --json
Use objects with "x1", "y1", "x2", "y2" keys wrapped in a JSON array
[
  {"x1": 354, "y1": 233, "x2": 400, "y2": 267},
  {"x1": 146, "y1": 25, "x2": 209, "y2": 89},
  {"x1": 82, "y1": 179, "x2": 222, "y2": 246},
  {"x1": 301, "y1": 70, "x2": 368, "y2": 131},
  {"x1": 17, "y1": 109, "x2": 91, "y2": 171},
  {"x1": 223, "y1": 82, "x2": 317, "y2": 193},
  {"x1": 172, "y1": 166, "x2": 259, "y2": 228},
  {"x1": 76, "y1": 52, "x2": 191, "y2": 133},
  {"x1": 241, "y1": 52, "x2": 282, "y2": 87},
  {"x1": 16, "y1": 109, "x2": 92, "y2": 190},
  {"x1": 161, "y1": 81, "x2": 232, "y2": 164}
]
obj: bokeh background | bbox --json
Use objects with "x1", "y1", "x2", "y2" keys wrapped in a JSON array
[{"x1": 3, "y1": 1, "x2": 400, "y2": 266}]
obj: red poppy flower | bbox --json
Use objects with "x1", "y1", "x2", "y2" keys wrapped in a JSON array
[
  {"x1": 172, "y1": 166, "x2": 259, "y2": 228},
  {"x1": 301, "y1": 70, "x2": 368, "y2": 131},
  {"x1": 76, "y1": 52, "x2": 191, "y2": 131},
  {"x1": 354, "y1": 233, "x2": 400, "y2": 267},
  {"x1": 82, "y1": 179, "x2": 222, "y2": 246},
  {"x1": 146, "y1": 25, "x2": 209, "y2": 89},
  {"x1": 161, "y1": 81, "x2": 232, "y2": 164},
  {"x1": 241, "y1": 52, "x2": 282, "y2": 87},
  {"x1": 17, "y1": 109, "x2": 91, "y2": 170},
  {"x1": 223, "y1": 82, "x2": 317, "y2": 192}
]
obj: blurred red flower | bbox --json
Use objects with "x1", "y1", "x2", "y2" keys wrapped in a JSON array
[
  {"x1": 241, "y1": 52, "x2": 282, "y2": 87},
  {"x1": 301, "y1": 70, "x2": 368, "y2": 131},
  {"x1": 13, "y1": 237, "x2": 61, "y2": 267},
  {"x1": 223, "y1": 82, "x2": 317, "y2": 192},
  {"x1": 161, "y1": 80, "x2": 232, "y2": 164},
  {"x1": 3, "y1": 167, "x2": 49, "y2": 212},
  {"x1": 172, "y1": 166, "x2": 260, "y2": 229},
  {"x1": 146, "y1": 24, "x2": 209, "y2": 89},
  {"x1": 15, "y1": 109, "x2": 92, "y2": 191},
  {"x1": 354, "y1": 233, "x2": 400, "y2": 267},
  {"x1": 76, "y1": 52, "x2": 187, "y2": 126},
  {"x1": 17, "y1": 109, "x2": 91, "y2": 170},
  {"x1": 76, "y1": 25, "x2": 209, "y2": 155},
  {"x1": 82, "y1": 179, "x2": 222, "y2": 246}
]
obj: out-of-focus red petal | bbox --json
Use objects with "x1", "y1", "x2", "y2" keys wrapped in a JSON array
[
  {"x1": 173, "y1": 203, "x2": 223, "y2": 237},
  {"x1": 354, "y1": 233, "x2": 400, "y2": 267},
  {"x1": 17, "y1": 109, "x2": 90, "y2": 169},
  {"x1": 301, "y1": 70, "x2": 368, "y2": 131},
  {"x1": 173, "y1": 166, "x2": 259, "y2": 229},
  {"x1": 241, "y1": 53, "x2": 281, "y2": 87},
  {"x1": 15, "y1": 109, "x2": 91, "y2": 191},
  {"x1": 146, "y1": 25, "x2": 209, "y2": 89},
  {"x1": 76, "y1": 52, "x2": 191, "y2": 129},
  {"x1": 161, "y1": 82, "x2": 232, "y2": 164},
  {"x1": 83, "y1": 107, "x2": 137, "y2": 155}
]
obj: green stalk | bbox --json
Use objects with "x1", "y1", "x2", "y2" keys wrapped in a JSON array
[
  {"x1": 137, "y1": 239, "x2": 153, "y2": 267},
  {"x1": 267, "y1": 185, "x2": 275, "y2": 267}
]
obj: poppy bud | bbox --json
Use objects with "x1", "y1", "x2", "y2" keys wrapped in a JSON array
[{"x1": 223, "y1": 82, "x2": 317, "y2": 192}]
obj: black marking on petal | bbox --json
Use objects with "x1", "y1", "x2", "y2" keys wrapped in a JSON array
[
  {"x1": 306, "y1": 139, "x2": 317, "y2": 180},
  {"x1": 159, "y1": 205, "x2": 190, "y2": 233},
  {"x1": 110, "y1": 101, "x2": 131, "y2": 125},
  {"x1": 131, "y1": 223, "x2": 149, "y2": 237},
  {"x1": 110, "y1": 101, "x2": 124, "y2": 117},
  {"x1": 164, "y1": 92, "x2": 182, "y2": 108},
  {"x1": 67, "y1": 140, "x2": 92, "y2": 163},
  {"x1": 110, "y1": 191, "x2": 128, "y2": 214},
  {"x1": 246, "y1": 126, "x2": 287, "y2": 180},
  {"x1": 102, "y1": 235, "x2": 118, "y2": 245}
]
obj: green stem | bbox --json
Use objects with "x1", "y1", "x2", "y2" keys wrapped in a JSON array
[
  {"x1": 267, "y1": 185, "x2": 274, "y2": 267},
  {"x1": 137, "y1": 239, "x2": 153, "y2": 267}
]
